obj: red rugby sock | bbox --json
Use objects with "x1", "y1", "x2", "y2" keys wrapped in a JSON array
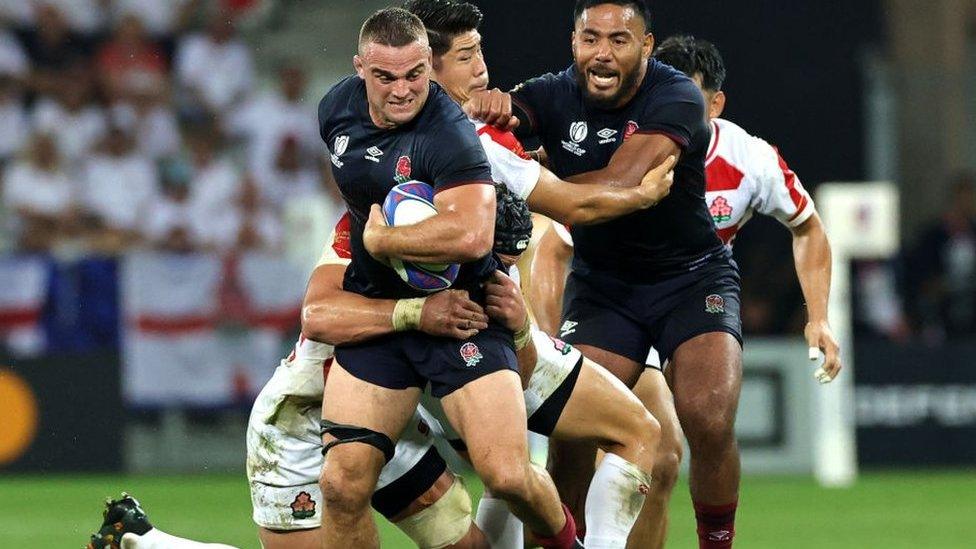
[
  {"x1": 531, "y1": 504, "x2": 578, "y2": 549},
  {"x1": 694, "y1": 499, "x2": 738, "y2": 548}
]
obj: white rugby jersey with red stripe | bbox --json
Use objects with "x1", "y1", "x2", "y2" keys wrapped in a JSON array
[
  {"x1": 471, "y1": 120, "x2": 541, "y2": 201},
  {"x1": 704, "y1": 117, "x2": 815, "y2": 246}
]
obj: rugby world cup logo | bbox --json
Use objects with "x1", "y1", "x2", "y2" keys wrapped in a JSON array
[
  {"x1": 459, "y1": 342, "x2": 483, "y2": 367},
  {"x1": 333, "y1": 135, "x2": 349, "y2": 156},
  {"x1": 569, "y1": 121, "x2": 588, "y2": 143}
]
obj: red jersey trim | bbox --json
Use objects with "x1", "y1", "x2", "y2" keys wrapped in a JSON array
[
  {"x1": 477, "y1": 125, "x2": 531, "y2": 160},
  {"x1": 776, "y1": 152, "x2": 807, "y2": 211}
]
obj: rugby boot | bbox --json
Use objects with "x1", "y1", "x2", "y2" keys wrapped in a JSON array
[{"x1": 85, "y1": 493, "x2": 152, "y2": 549}]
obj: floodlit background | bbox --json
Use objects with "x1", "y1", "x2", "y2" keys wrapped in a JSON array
[{"x1": 1, "y1": 0, "x2": 975, "y2": 547}]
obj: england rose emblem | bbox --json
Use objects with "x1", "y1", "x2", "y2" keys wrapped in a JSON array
[
  {"x1": 459, "y1": 342, "x2": 483, "y2": 367},
  {"x1": 394, "y1": 155, "x2": 412, "y2": 183}
]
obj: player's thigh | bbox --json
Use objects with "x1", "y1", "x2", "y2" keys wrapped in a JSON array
[
  {"x1": 574, "y1": 344, "x2": 645, "y2": 388},
  {"x1": 669, "y1": 332, "x2": 742, "y2": 434},
  {"x1": 322, "y1": 359, "x2": 420, "y2": 440},
  {"x1": 258, "y1": 527, "x2": 319, "y2": 549},
  {"x1": 320, "y1": 360, "x2": 421, "y2": 493},
  {"x1": 550, "y1": 357, "x2": 654, "y2": 446},
  {"x1": 440, "y1": 369, "x2": 530, "y2": 470}
]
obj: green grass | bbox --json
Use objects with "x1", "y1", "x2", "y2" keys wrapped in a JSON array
[{"x1": 1, "y1": 471, "x2": 974, "y2": 547}]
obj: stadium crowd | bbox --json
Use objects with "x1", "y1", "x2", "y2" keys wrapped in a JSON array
[{"x1": 0, "y1": 0, "x2": 343, "y2": 257}]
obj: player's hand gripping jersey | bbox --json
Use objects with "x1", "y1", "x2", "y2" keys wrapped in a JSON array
[
  {"x1": 704, "y1": 118, "x2": 815, "y2": 246},
  {"x1": 511, "y1": 59, "x2": 727, "y2": 281},
  {"x1": 318, "y1": 77, "x2": 499, "y2": 299}
]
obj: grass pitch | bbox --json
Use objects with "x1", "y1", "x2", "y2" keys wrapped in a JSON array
[{"x1": 0, "y1": 470, "x2": 974, "y2": 547}]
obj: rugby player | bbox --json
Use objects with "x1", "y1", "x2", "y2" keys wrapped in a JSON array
[
  {"x1": 466, "y1": 1, "x2": 752, "y2": 547},
  {"x1": 528, "y1": 31, "x2": 844, "y2": 549},
  {"x1": 316, "y1": 8, "x2": 575, "y2": 548},
  {"x1": 400, "y1": 2, "x2": 681, "y2": 545}
]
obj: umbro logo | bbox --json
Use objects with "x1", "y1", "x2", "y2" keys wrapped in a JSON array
[
  {"x1": 559, "y1": 320, "x2": 578, "y2": 337},
  {"x1": 597, "y1": 128, "x2": 618, "y2": 144},
  {"x1": 365, "y1": 146, "x2": 384, "y2": 163}
]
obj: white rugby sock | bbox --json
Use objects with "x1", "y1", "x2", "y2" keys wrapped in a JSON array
[
  {"x1": 121, "y1": 529, "x2": 241, "y2": 549},
  {"x1": 584, "y1": 453, "x2": 652, "y2": 548},
  {"x1": 474, "y1": 495, "x2": 524, "y2": 549}
]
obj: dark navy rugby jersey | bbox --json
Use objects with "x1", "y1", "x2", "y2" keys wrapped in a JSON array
[
  {"x1": 512, "y1": 59, "x2": 728, "y2": 282},
  {"x1": 318, "y1": 76, "x2": 498, "y2": 299}
]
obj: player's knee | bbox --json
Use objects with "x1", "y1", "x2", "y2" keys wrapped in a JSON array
[
  {"x1": 651, "y1": 433, "x2": 683, "y2": 496},
  {"x1": 477, "y1": 463, "x2": 531, "y2": 502},
  {"x1": 681, "y1": 406, "x2": 736, "y2": 451},
  {"x1": 607, "y1": 406, "x2": 660, "y2": 464},
  {"x1": 319, "y1": 447, "x2": 380, "y2": 514}
]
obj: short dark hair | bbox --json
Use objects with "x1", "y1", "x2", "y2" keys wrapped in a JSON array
[
  {"x1": 653, "y1": 35, "x2": 726, "y2": 91},
  {"x1": 402, "y1": 0, "x2": 483, "y2": 57},
  {"x1": 359, "y1": 7, "x2": 428, "y2": 52},
  {"x1": 573, "y1": 0, "x2": 652, "y2": 32}
]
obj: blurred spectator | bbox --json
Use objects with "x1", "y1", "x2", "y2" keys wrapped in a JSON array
[
  {"x1": 2, "y1": 132, "x2": 75, "y2": 251},
  {"x1": 20, "y1": 3, "x2": 92, "y2": 97},
  {"x1": 143, "y1": 158, "x2": 207, "y2": 253},
  {"x1": 111, "y1": 0, "x2": 200, "y2": 42},
  {"x1": 255, "y1": 135, "x2": 320, "y2": 210},
  {"x1": 38, "y1": 0, "x2": 108, "y2": 37},
  {"x1": 0, "y1": 75, "x2": 29, "y2": 165},
  {"x1": 227, "y1": 62, "x2": 319, "y2": 174},
  {"x1": 95, "y1": 14, "x2": 167, "y2": 103},
  {"x1": 909, "y1": 172, "x2": 976, "y2": 339},
  {"x1": 0, "y1": 0, "x2": 34, "y2": 29},
  {"x1": 111, "y1": 89, "x2": 182, "y2": 161},
  {"x1": 855, "y1": 260, "x2": 911, "y2": 342},
  {"x1": 0, "y1": 27, "x2": 28, "y2": 82},
  {"x1": 204, "y1": 174, "x2": 282, "y2": 252},
  {"x1": 79, "y1": 125, "x2": 158, "y2": 252},
  {"x1": 31, "y1": 62, "x2": 106, "y2": 167},
  {"x1": 174, "y1": 9, "x2": 253, "y2": 123},
  {"x1": 185, "y1": 123, "x2": 241, "y2": 223}
]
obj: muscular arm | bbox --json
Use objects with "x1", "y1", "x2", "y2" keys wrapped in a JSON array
[
  {"x1": 301, "y1": 263, "x2": 487, "y2": 345},
  {"x1": 364, "y1": 183, "x2": 495, "y2": 264},
  {"x1": 300, "y1": 264, "x2": 397, "y2": 345},
  {"x1": 569, "y1": 133, "x2": 681, "y2": 189},
  {"x1": 791, "y1": 212, "x2": 831, "y2": 324},
  {"x1": 790, "y1": 211, "x2": 842, "y2": 380},
  {"x1": 527, "y1": 155, "x2": 675, "y2": 226},
  {"x1": 528, "y1": 225, "x2": 573, "y2": 336}
]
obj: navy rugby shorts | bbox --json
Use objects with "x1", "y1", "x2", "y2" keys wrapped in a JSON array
[
  {"x1": 559, "y1": 259, "x2": 743, "y2": 369},
  {"x1": 335, "y1": 322, "x2": 518, "y2": 398}
]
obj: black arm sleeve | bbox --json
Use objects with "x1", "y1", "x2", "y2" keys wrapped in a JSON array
[
  {"x1": 634, "y1": 78, "x2": 707, "y2": 150},
  {"x1": 510, "y1": 73, "x2": 557, "y2": 141}
]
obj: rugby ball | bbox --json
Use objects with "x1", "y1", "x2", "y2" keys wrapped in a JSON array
[{"x1": 381, "y1": 181, "x2": 460, "y2": 292}]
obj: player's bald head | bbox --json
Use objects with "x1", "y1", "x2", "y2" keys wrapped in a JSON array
[{"x1": 359, "y1": 7, "x2": 429, "y2": 55}]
